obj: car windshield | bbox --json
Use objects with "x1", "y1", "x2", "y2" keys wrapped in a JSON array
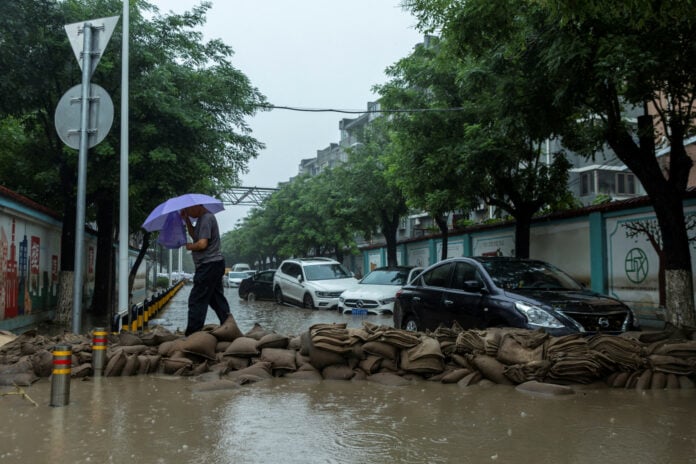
[
  {"x1": 228, "y1": 272, "x2": 247, "y2": 279},
  {"x1": 481, "y1": 260, "x2": 583, "y2": 291},
  {"x1": 361, "y1": 269, "x2": 409, "y2": 286},
  {"x1": 304, "y1": 263, "x2": 352, "y2": 281}
]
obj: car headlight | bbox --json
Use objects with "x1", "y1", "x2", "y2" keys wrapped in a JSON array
[
  {"x1": 316, "y1": 291, "x2": 332, "y2": 298},
  {"x1": 515, "y1": 301, "x2": 565, "y2": 328},
  {"x1": 379, "y1": 297, "x2": 395, "y2": 305},
  {"x1": 338, "y1": 296, "x2": 345, "y2": 303}
]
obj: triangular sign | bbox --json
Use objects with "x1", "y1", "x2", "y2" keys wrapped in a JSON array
[{"x1": 64, "y1": 15, "x2": 120, "y2": 78}]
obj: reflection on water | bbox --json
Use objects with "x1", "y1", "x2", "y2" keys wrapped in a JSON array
[
  {"x1": 2, "y1": 377, "x2": 695, "y2": 464},
  {"x1": 3, "y1": 285, "x2": 696, "y2": 463}
]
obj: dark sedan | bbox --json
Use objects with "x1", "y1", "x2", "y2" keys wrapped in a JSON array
[
  {"x1": 394, "y1": 257, "x2": 639, "y2": 336},
  {"x1": 238, "y1": 269, "x2": 276, "y2": 301}
]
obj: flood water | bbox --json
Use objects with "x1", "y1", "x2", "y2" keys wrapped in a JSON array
[{"x1": 2, "y1": 284, "x2": 695, "y2": 464}]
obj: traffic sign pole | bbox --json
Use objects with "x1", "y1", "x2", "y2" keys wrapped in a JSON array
[{"x1": 71, "y1": 22, "x2": 94, "y2": 335}]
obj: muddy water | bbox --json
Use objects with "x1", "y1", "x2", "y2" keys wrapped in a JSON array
[{"x1": 1, "y1": 285, "x2": 695, "y2": 464}]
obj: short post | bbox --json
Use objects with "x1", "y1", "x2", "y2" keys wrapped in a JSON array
[
  {"x1": 50, "y1": 345, "x2": 72, "y2": 407},
  {"x1": 91, "y1": 328, "x2": 107, "y2": 376}
]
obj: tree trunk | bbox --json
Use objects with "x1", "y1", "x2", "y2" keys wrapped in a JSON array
[
  {"x1": 435, "y1": 215, "x2": 449, "y2": 261},
  {"x1": 514, "y1": 210, "x2": 533, "y2": 259},
  {"x1": 652, "y1": 192, "x2": 695, "y2": 327},
  {"x1": 55, "y1": 271, "x2": 73, "y2": 324},
  {"x1": 381, "y1": 211, "x2": 401, "y2": 266},
  {"x1": 603, "y1": 99, "x2": 695, "y2": 327},
  {"x1": 90, "y1": 196, "x2": 116, "y2": 316}
]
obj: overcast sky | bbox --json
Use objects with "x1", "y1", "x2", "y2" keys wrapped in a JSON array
[{"x1": 147, "y1": 0, "x2": 423, "y2": 231}]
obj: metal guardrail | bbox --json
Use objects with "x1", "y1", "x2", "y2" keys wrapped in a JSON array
[{"x1": 111, "y1": 280, "x2": 185, "y2": 332}]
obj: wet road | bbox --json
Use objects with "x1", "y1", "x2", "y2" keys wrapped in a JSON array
[{"x1": 1, "y1": 284, "x2": 695, "y2": 464}]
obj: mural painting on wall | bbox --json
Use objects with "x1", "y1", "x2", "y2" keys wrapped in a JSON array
[
  {"x1": 610, "y1": 210, "x2": 696, "y2": 310},
  {"x1": 473, "y1": 235, "x2": 515, "y2": 257},
  {"x1": 0, "y1": 218, "x2": 60, "y2": 321}
]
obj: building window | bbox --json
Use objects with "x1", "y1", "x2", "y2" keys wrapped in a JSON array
[
  {"x1": 616, "y1": 172, "x2": 636, "y2": 194},
  {"x1": 581, "y1": 172, "x2": 594, "y2": 196}
]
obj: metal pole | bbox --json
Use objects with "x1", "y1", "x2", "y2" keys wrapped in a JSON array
[
  {"x1": 50, "y1": 345, "x2": 72, "y2": 407},
  {"x1": 119, "y1": 0, "x2": 130, "y2": 333},
  {"x1": 91, "y1": 327, "x2": 107, "y2": 376},
  {"x1": 71, "y1": 23, "x2": 93, "y2": 334}
]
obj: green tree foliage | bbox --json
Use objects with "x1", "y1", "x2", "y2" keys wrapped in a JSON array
[
  {"x1": 377, "y1": 36, "x2": 476, "y2": 259},
  {"x1": 0, "y1": 0, "x2": 265, "y2": 316},
  {"x1": 404, "y1": 0, "x2": 696, "y2": 325},
  {"x1": 333, "y1": 118, "x2": 409, "y2": 266},
  {"x1": 377, "y1": 32, "x2": 572, "y2": 258}
]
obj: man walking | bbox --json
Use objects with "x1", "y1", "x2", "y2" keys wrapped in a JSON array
[{"x1": 180, "y1": 204, "x2": 231, "y2": 335}]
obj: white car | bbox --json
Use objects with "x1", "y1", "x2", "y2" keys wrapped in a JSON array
[
  {"x1": 339, "y1": 266, "x2": 423, "y2": 315},
  {"x1": 273, "y1": 258, "x2": 358, "y2": 309},
  {"x1": 226, "y1": 271, "x2": 249, "y2": 288}
]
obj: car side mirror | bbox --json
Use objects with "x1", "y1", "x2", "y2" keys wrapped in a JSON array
[
  {"x1": 297, "y1": 274, "x2": 303, "y2": 282},
  {"x1": 462, "y1": 280, "x2": 485, "y2": 293}
]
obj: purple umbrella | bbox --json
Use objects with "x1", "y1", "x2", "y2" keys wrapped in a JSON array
[{"x1": 142, "y1": 193, "x2": 225, "y2": 248}]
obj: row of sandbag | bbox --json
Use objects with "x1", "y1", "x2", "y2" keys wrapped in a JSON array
[{"x1": 429, "y1": 324, "x2": 696, "y2": 388}]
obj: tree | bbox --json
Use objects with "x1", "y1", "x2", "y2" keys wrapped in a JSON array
[
  {"x1": 402, "y1": 0, "x2": 696, "y2": 327},
  {"x1": 0, "y1": 0, "x2": 266, "y2": 322},
  {"x1": 333, "y1": 118, "x2": 409, "y2": 266},
  {"x1": 377, "y1": 37, "x2": 476, "y2": 260}
]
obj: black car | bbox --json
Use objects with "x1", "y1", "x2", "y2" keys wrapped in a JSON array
[
  {"x1": 238, "y1": 269, "x2": 276, "y2": 301},
  {"x1": 394, "y1": 257, "x2": 639, "y2": 336}
]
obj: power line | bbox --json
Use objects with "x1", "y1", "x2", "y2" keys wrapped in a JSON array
[{"x1": 256, "y1": 104, "x2": 466, "y2": 114}]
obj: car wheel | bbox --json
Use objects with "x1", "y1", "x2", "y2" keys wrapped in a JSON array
[
  {"x1": 303, "y1": 293, "x2": 314, "y2": 309},
  {"x1": 274, "y1": 287, "x2": 284, "y2": 305},
  {"x1": 247, "y1": 291, "x2": 256, "y2": 302},
  {"x1": 403, "y1": 314, "x2": 421, "y2": 332}
]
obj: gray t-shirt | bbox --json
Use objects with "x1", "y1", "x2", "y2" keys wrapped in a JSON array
[{"x1": 191, "y1": 212, "x2": 223, "y2": 268}]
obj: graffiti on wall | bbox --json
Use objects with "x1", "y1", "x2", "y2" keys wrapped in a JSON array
[{"x1": 0, "y1": 218, "x2": 63, "y2": 321}]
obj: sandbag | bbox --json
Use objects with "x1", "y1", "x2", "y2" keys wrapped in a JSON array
[
  {"x1": 367, "y1": 372, "x2": 411, "y2": 387},
  {"x1": 0, "y1": 372, "x2": 39, "y2": 386},
  {"x1": 260, "y1": 348, "x2": 297, "y2": 373},
  {"x1": 211, "y1": 314, "x2": 244, "y2": 342},
  {"x1": 362, "y1": 341, "x2": 398, "y2": 360},
  {"x1": 515, "y1": 381, "x2": 574, "y2": 396},
  {"x1": 225, "y1": 356, "x2": 251, "y2": 371},
  {"x1": 162, "y1": 357, "x2": 194, "y2": 375},
  {"x1": 284, "y1": 370, "x2": 323, "y2": 382},
  {"x1": 441, "y1": 368, "x2": 473, "y2": 384},
  {"x1": 223, "y1": 337, "x2": 259, "y2": 357},
  {"x1": 245, "y1": 323, "x2": 272, "y2": 341},
  {"x1": 471, "y1": 355, "x2": 513, "y2": 385},
  {"x1": 105, "y1": 349, "x2": 127, "y2": 377},
  {"x1": 118, "y1": 332, "x2": 143, "y2": 347},
  {"x1": 256, "y1": 333, "x2": 290, "y2": 350},
  {"x1": 181, "y1": 332, "x2": 218, "y2": 360},
  {"x1": 71, "y1": 363, "x2": 92, "y2": 378},
  {"x1": 121, "y1": 354, "x2": 140, "y2": 376},
  {"x1": 31, "y1": 350, "x2": 54, "y2": 378},
  {"x1": 137, "y1": 356, "x2": 151, "y2": 375},
  {"x1": 457, "y1": 371, "x2": 483, "y2": 387},
  {"x1": 322, "y1": 364, "x2": 354, "y2": 381}
]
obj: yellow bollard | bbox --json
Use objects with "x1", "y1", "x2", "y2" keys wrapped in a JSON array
[{"x1": 50, "y1": 345, "x2": 72, "y2": 407}]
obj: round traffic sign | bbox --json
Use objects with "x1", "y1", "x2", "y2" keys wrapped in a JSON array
[{"x1": 55, "y1": 83, "x2": 114, "y2": 149}]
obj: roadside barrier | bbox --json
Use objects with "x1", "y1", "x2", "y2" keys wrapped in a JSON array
[
  {"x1": 110, "y1": 280, "x2": 186, "y2": 333},
  {"x1": 91, "y1": 328, "x2": 107, "y2": 376},
  {"x1": 50, "y1": 345, "x2": 72, "y2": 407}
]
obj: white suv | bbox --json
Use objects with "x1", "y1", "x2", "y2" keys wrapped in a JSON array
[{"x1": 273, "y1": 258, "x2": 358, "y2": 309}]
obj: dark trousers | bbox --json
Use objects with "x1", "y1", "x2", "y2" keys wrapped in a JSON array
[{"x1": 186, "y1": 260, "x2": 230, "y2": 335}]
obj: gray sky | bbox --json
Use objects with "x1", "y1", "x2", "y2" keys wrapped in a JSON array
[{"x1": 147, "y1": 0, "x2": 423, "y2": 232}]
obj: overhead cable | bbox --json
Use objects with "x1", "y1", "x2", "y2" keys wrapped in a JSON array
[{"x1": 256, "y1": 104, "x2": 466, "y2": 114}]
